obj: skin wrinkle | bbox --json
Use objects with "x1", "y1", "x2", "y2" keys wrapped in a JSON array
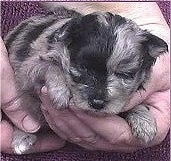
[
  {"x1": 1, "y1": 94, "x2": 21, "y2": 110},
  {"x1": 110, "y1": 128, "x2": 131, "y2": 146},
  {"x1": 147, "y1": 90, "x2": 170, "y2": 113},
  {"x1": 148, "y1": 107, "x2": 169, "y2": 146}
]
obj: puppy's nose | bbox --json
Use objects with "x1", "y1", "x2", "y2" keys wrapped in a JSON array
[{"x1": 91, "y1": 99, "x2": 104, "y2": 110}]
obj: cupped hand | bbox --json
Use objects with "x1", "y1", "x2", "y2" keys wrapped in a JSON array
[
  {"x1": 0, "y1": 38, "x2": 65, "y2": 153},
  {"x1": 39, "y1": 87, "x2": 170, "y2": 152}
]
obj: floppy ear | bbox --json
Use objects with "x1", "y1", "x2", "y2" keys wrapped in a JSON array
[
  {"x1": 137, "y1": 33, "x2": 168, "y2": 90},
  {"x1": 146, "y1": 33, "x2": 168, "y2": 57},
  {"x1": 52, "y1": 15, "x2": 83, "y2": 44},
  {"x1": 53, "y1": 23, "x2": 70, "y2": 42}
]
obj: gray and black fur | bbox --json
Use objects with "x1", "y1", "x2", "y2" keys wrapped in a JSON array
[{"x1": 5, "y1": 8, "x2": 168, "y2": 154}]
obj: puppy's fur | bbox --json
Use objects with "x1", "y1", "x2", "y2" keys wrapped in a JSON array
[{"x1": 5, "y1": 8, "x2": 168, "y2": 154}]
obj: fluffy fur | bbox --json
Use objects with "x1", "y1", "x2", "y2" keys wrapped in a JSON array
[{"x1": 5, "y1": 8, "x2": 168, "y2": 154}]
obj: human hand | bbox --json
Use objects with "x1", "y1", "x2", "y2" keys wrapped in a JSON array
[
  {"x1": 38, "y1": 2, "x2": 170, "y2": 152},
  {"x1": 0, "y1": 38, "x2": 65, "y2": 153},
  {"x1": 40, "y1": 87, "x2": 170, "y2": 152}
]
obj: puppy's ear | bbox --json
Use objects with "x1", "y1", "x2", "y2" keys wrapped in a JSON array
[
  {"x1": 52, "y1": 16, "x2": 83, "y2": 44},
  {"x1": 53, "y1": 23, "x2": 70, "y2": 42},
  {"x1": 137, "y1": 33, "x2": 168, "y2": 90},
  {"x1": 145, "y1": 33, "x2": 168, "y2": 57}
]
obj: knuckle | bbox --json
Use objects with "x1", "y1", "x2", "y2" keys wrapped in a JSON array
[
  {"x1": 109, "y1": 130, "x2": 131, "y2": 145},
  {"x1": 1, "y1": 60, "x2": 13, "y2": 79},
  {"x1": 2, "y1": 97, "x2": 21, "y2": 112},
  {"x1": 55, "y1": 120, "x2": 65, "y2": 129},
  {"x1": 59, "y1": 109, "x2": 72, "y2": 118},
  {"x1": 155, "y1": 130, "x2": 169, "y2": 145}
]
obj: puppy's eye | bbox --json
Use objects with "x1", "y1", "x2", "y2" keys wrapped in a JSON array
[
  {"x1": 83, "y1": 84, "x2": 89, "y2": 88},
  {"x1": 115, "y1": 72, "x2": 135, "y2": 79}
]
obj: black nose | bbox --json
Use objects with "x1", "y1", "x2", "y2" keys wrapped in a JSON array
[{"x1": 91, "y1": 99, "x2": 104, "y2": 110}]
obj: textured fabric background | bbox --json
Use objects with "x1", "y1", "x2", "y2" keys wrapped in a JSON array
[{"x1": 1, "y1": 1, "x2": 170, "y2": 161}]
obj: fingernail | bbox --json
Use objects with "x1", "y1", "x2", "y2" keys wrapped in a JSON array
[
  {"x1": 22, "y1": 115, "x2": 40, "y2": 133},
  {"x1": 41, "y1": 86, "x2": 48, "y2": 95}
]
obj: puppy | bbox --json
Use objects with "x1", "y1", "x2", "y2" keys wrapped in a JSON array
[{"x1": 5, "y1": 7, "x2": 168, "y2": 154}]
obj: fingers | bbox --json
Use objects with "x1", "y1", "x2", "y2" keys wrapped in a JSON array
[
  {"x1": 41, "y1": 104, "x2": 137, "y2": 152},
  {"x1": 76, "y1": 135, "x2": 138, "y2": 152},
  {"x1": 0, "y1": 119, "x2": 134, "y2": 154},
  {"x1": 70, "y1": 110, "x2": 144, "y2": 152},
  {"x1": 73, "y1": 109, "x2": 134, "y2": 145},
  {"x1": 1, "y1": 120, "x2": 13, "y2": 152},
  {"x1": 39, "y1": 87, "x2": 96, "y2": 144},
  {"x1": 1, "y1": 38, "x2": 40, "y2": 133},
  {"x1": 145, "y1": 89, "x2": 170, "y2": 145},
  {"x1": 2, "y1": 99, "x2": 40, "y2": 133},
  {"x1": 1, "y1": 120, "x2": 65, "y2": 154},
  {"x1": 26, "y1": 133, "x2": 65, "y2": 154},
  {"x1": 41, "y1": 107, "x2": 79, "y2": 142}
]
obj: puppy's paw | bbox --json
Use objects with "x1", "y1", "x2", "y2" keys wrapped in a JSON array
[
  {"x1": 49, "y1": 87, "x2": 71, "y2": 108},
  {"x1": 12, "y1": 129, "x2": 37, "y2": 155},
  {"x1": 125, "y1": 105, "x2": 157, "y2": 144}
]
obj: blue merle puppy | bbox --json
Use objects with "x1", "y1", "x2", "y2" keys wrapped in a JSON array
[{"x1": 5, "y1": 7, "x2": 168, "y2": 154}]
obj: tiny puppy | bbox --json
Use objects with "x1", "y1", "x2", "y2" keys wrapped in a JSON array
[{"x1": 5, "y1": 7, "x2": 168, "y2": 154}]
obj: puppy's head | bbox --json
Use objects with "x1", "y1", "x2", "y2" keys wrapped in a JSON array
[{"x1": 56, "y1": 12, "x2": 168, "y2": 114}]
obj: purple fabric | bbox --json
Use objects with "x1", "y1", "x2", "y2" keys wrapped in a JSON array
[{"x1": 1, "y1": 1, "x2": 170, "y2": 161}]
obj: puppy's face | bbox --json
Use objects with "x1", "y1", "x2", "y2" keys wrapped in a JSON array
[{"x1": 60, "y1": 12, "x2": 168, "y2": 114}]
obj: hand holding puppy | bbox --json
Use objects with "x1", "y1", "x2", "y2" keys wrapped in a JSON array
[{"x1": 1, "y1": 2, "x2": 170, "y2": 154}]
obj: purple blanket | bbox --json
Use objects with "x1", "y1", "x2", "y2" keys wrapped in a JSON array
[{"x1": 1, "y1": 2, "x2": 170, "y2": 161}]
